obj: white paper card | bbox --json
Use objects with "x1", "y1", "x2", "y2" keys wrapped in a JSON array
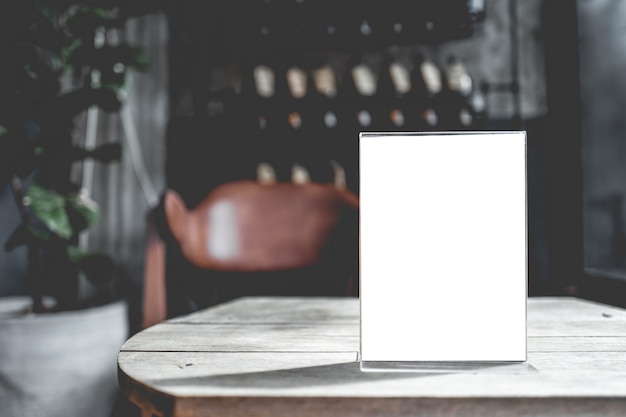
[{"x1": 359, "y1": 131, "x2": 527, "y2": 368}]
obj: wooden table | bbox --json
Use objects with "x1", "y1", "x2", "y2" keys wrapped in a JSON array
[{"x1": 118, "y1": 296, "x2": 626, "y2": 417}]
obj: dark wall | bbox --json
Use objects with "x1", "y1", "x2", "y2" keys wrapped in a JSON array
[
  {"x1": 539, "y1": 2, "x2": 584, "y2": 293},
  {"x1": 578, "y1": 1, "x2": 626, "y2": 269},
  {"x1": 575, "y1": 0, "x2": 626, "y2": 307}
]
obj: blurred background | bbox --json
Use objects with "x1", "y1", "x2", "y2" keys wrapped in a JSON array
[
  {"x1": 1, "y1": 0, "x2": 626, "y2": 415},
  {"x1": 3, "y1": 0, "x2": 624, "y2": 312},
  {"x1": 0, "y1": 0, "x2": 626, "y2": 324}
]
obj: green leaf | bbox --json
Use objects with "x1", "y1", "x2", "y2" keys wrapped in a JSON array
[
  {"x1": 129, "y1": 46, "x2": 150, "y2": 71},
  {"x1": 68, "y1": 44, "x2": 150, "y2": 73},
  {"x1": 67, "y1": 246, "x2": 114, "y2": 286},
  {"x1": 39, "y1": 87, "x2": 121, "y2": 129},
  {"x1": 66, "y1": 245, "x2": 88, "y2": 262},
  {"x1": 100, "y1": 68, "x2": 127, "y2": 89},
  {"x1": 24, "y1": 6, "x2": 70, "y2": 54},
  {"x1": 0, "y1": 125, "x2": 7, "y2": 136},
  {"x1": 95, "y1": 86, "x2": 123, "y2": 111},
  {"x1": 60, "y1": 38, "x2": 82, "y2": 67},
  {"x1": 66, "y1": 6, "x2": 121, "y2": 35},
  {"x1": 28, "y1": 183, "x2": 72, "y2": 238},
  {"x1": 66, "y1": 192, "x2": 100, "y2": 230}
]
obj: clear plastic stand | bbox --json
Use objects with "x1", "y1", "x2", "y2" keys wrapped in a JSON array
[
  {"x1": 360, "y1": 360, "x2": 536, "y2": 374},
  {"x1": 359, "y1": 131, "x2": 527, "y2": 372}
]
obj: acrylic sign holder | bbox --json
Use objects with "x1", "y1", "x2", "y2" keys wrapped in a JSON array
[{"x1": 359, "y1": 131, "x2": 527, "y2": 372}]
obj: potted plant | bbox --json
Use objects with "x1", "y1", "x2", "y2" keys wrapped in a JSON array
[{"x1": 0, "y1": 1, "x2": 155, "y2": 416}]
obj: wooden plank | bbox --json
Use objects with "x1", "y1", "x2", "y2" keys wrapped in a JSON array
[
  {"x1": 527, "y1": 297, "x2": 626, "y2": 321},
  {"x1": 171, "y1": 296, "x2": 626, "y2": 325},
  {"x1": 529, "y1": 351, "x2": 626, "y2": 373},
  {"x1": 528, "y1": 336, "x2": 626, "y2": 352},
  {"x1": 169, "y1": 296, "x2": 360, "y2": 324},
  {"x1": 118, "y1": 351, "x2": 626, "y2": 398},
  {"x1": 121, "y1": 323, "x2": 359, "y2": 353},
  {"x1": 118, "y1": 351, "x2": 358, "y2": 389},
  {"x1": 528, "y1": 320, "x2": 626, "y2": 337},
  {"x1": 122, "y1": 330, "x2": 626, "y2": 355}
]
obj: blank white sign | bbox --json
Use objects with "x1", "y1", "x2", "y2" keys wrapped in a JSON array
[{"x1": 359, "y1": 131, "x2": 527, "y2": 366}]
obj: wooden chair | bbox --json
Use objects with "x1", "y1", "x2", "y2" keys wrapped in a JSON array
[{"x1": 142, "y1": 162, "x2": 359, "y2": 328}]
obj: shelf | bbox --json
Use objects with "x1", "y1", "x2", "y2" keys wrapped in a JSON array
[{"x1": 211, "y1": 0, "x2": 486, "y2": 54}]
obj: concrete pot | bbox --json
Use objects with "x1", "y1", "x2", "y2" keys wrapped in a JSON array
[{"x1": 0, "y1": 297, "x2": 129, "y2": 417}]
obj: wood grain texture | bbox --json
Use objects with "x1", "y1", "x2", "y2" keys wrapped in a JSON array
[
  {"x1": 118, "y1": 296, "x2": 626, "y2": 416},
  {"x1": 167, "y1": 296, "x2": 360, "y2": 324},
  {"x1": 121, "y1": 323, "x2": 358, "y2": 353}
]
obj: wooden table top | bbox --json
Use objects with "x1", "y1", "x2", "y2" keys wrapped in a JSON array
[{"x1": 118, "y1": 296, "x2": 626, "y2": 417}]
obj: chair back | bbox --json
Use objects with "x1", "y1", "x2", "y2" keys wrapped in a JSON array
[{"x1": 165, "y1": 180, "x2": 359, "y2": 271}]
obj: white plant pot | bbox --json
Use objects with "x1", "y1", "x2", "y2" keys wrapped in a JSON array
[{"x1": 0, "y1": 296, "x2": 129, "y2": 417}]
